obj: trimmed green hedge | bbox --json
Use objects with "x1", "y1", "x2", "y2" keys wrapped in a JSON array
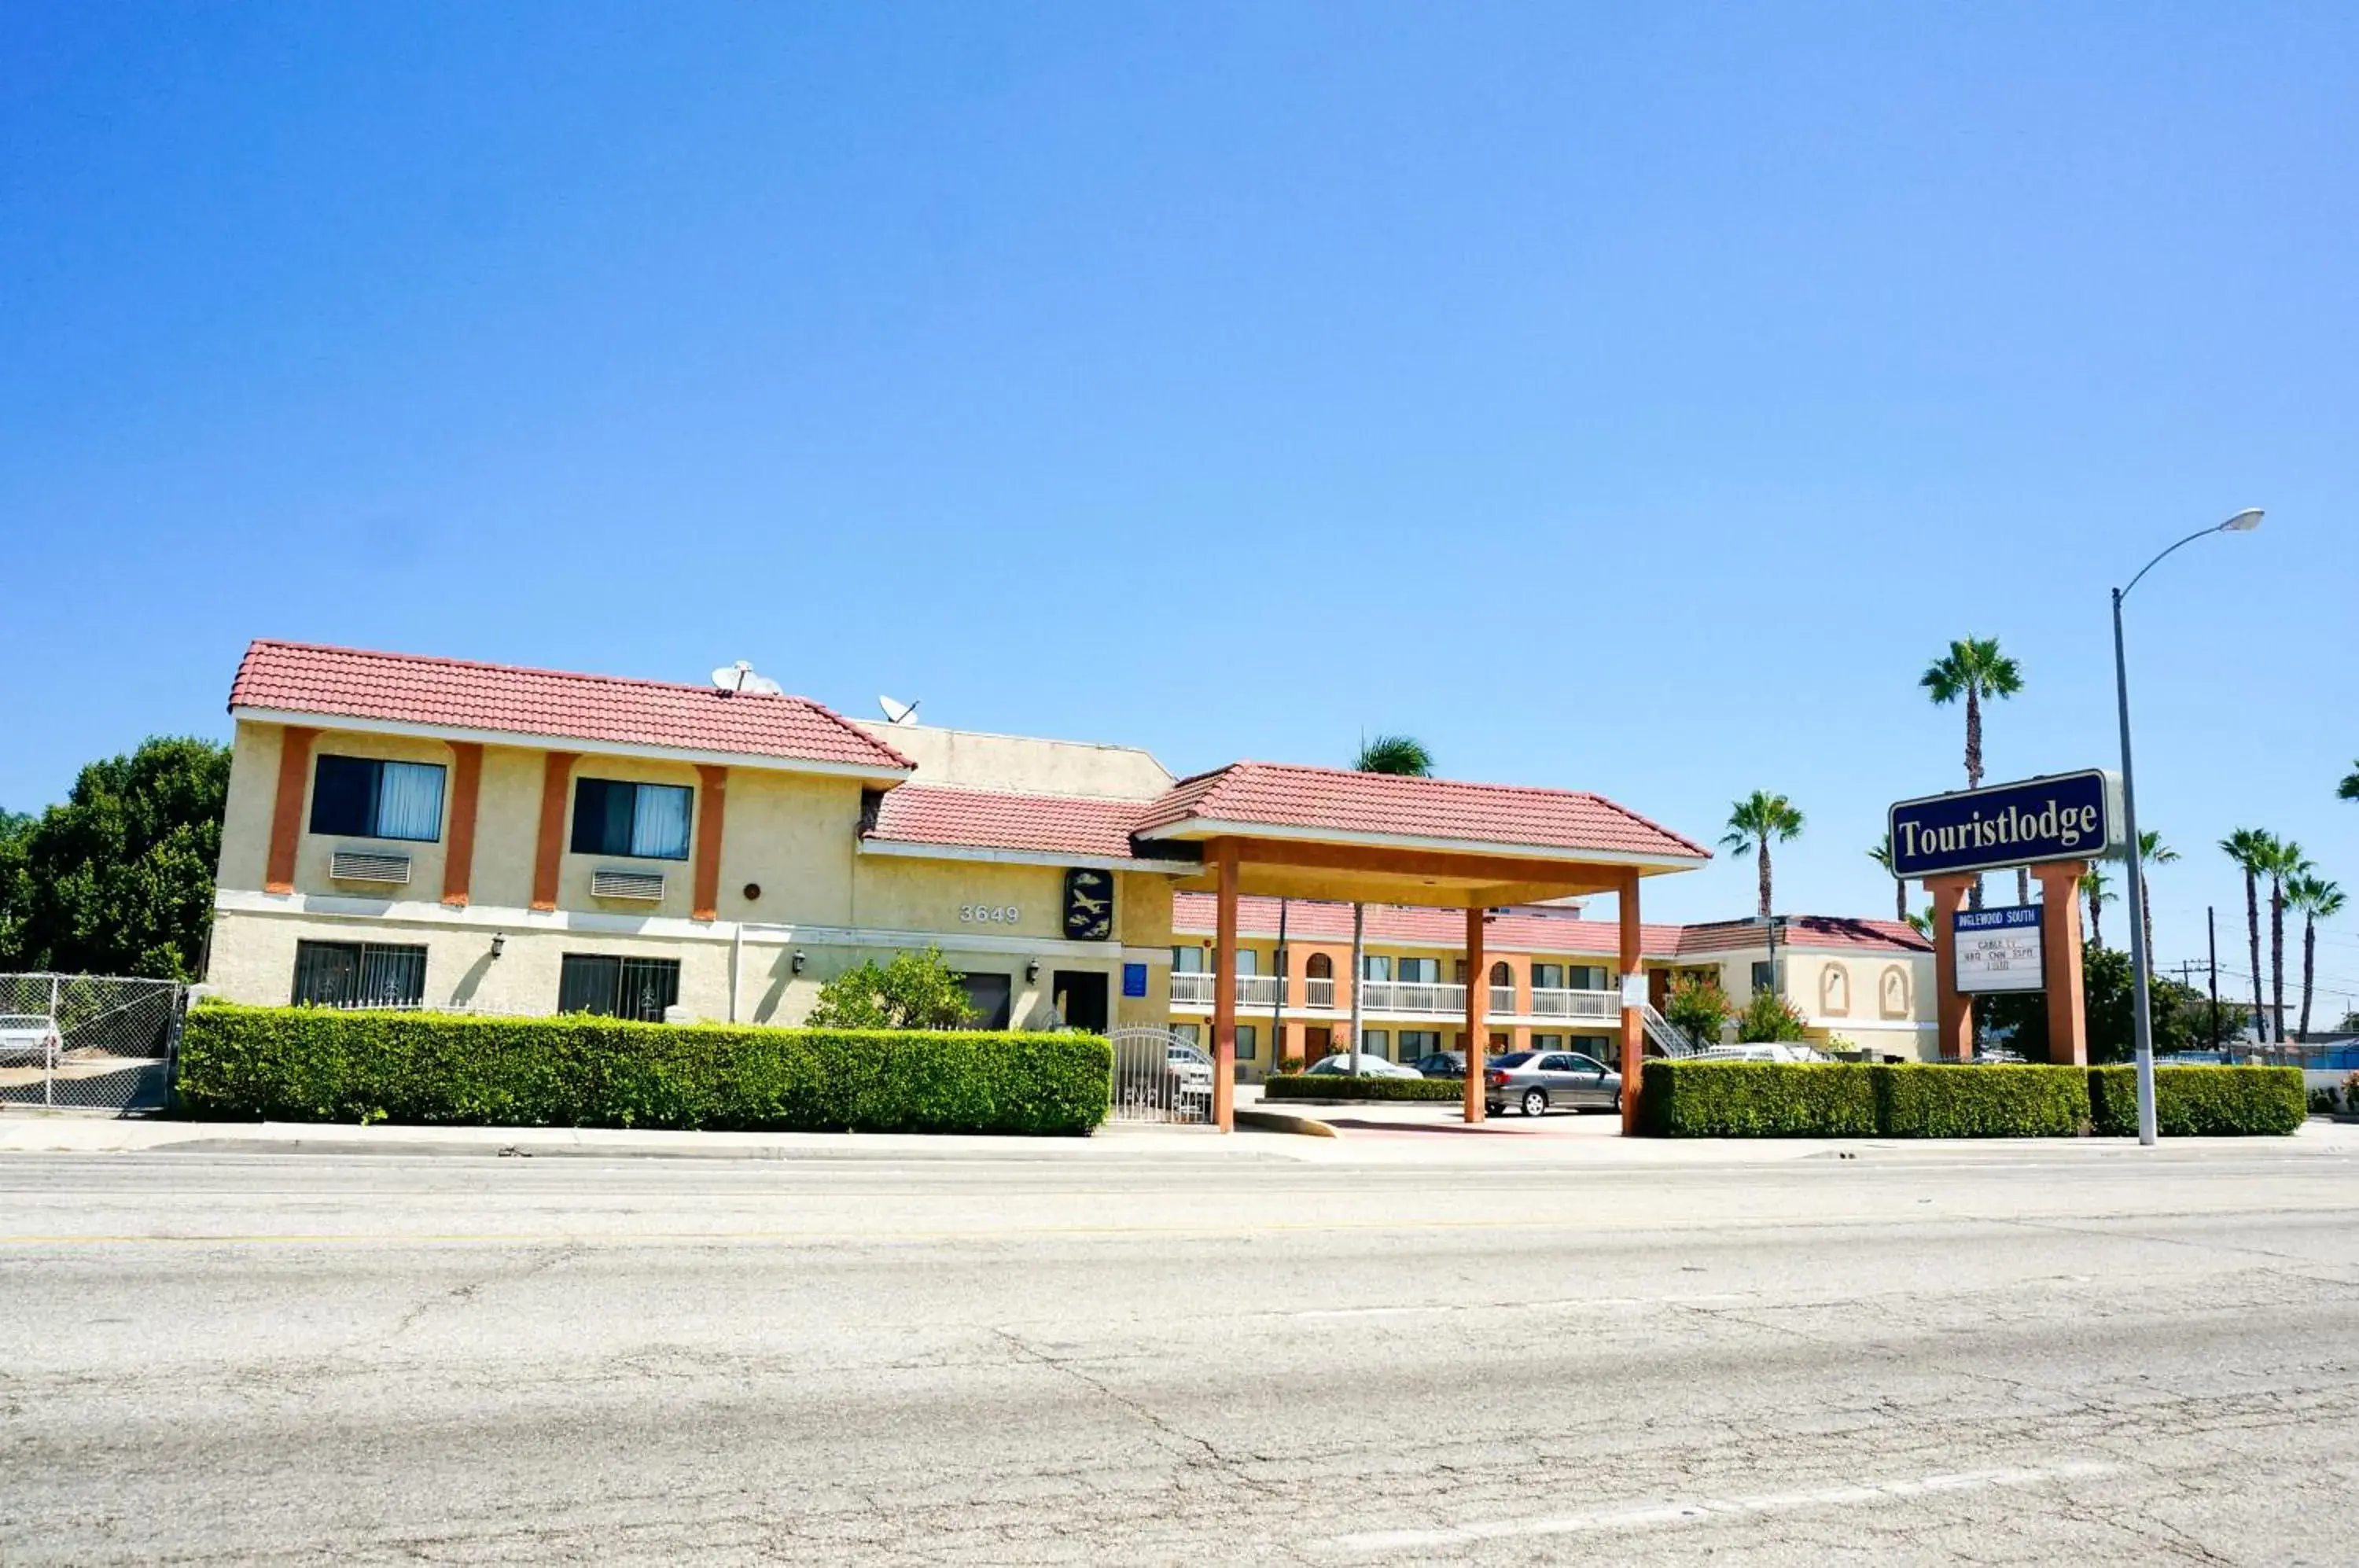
[
  {"x1": 175, "y1": 1004, "x2": 1111, "y2": 1136},
  {"x1": 1641, "y1": 1060, "x2": 2305, "y2": 1139},
  {"x1": 1875, "y1": 1064, "x2": 2089, "y2": 1138},
  {"x1": 2088, "y1": 1065, "x2": 2306, "y2": 1137},
  {"x1": 1263, "y1": 1074, "x2": 1463, "y2": 1102},
  {"x1": 1639, "y1": 1062, "x2": 1878, "y2": 1137}
]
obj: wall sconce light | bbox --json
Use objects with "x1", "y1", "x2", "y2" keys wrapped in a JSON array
[
  {"x1": 1025, "y1": 959, "x2": 1040, "y2": 983},
  {"x1": 490, "y1": 933, "x2": 506, "y2": 960},
  {"x1": 791, "y1": 950, "x2": 807, "y2": 975}
]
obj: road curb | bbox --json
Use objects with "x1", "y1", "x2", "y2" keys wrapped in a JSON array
[{"x1": 1235, "y1": 1109, "x2": 1340, "y2": 1139}]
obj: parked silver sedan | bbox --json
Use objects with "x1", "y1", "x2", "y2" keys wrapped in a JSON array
[{"x1": 1481, "y1": 1049, "x2": 1621, "y2": 1118}]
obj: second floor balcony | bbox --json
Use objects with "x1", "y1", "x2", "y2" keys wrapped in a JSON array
[{"x1": 1168, "y1": 973, "x2": 1619, "y2": 1021}]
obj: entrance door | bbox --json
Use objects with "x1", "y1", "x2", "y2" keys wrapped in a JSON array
[
  {"x1": 1053, "y1": 970, "x2": 1110, "y2": 1033},
  {"x1": 1305, "y1": 1025, "x2": 1334, "y2": 1065}
]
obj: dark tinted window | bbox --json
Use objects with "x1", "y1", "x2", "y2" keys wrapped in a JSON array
[
  {"x1": 558, "y1": 954, "x2": 681, "y2": 1021},
  {"x1": 959, "y1": 973, "x2": 1013, "y2": 1029},
  {"x1": 1569, "y1": 1055, "x2": 1608, "y2": 1073},
  {"x1": 1490, "y1": 1051, "x2": 1537, "y2": 1069},
  {"x1": 309, "y1": 756, "x2": 377, "y2": 837},
  {"x1": 292, "y1": 940, "x2": 425, "y2": 1008},
  {"x1": 570, "y1": 778, "x2": 693, "y2": 859}
]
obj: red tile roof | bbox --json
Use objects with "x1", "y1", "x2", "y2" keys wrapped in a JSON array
[
  {"x1": 1171, "y1": 894, "x2": 1931, "y2": 959},
  {"x1": 1134, "y1": 762, "x2": 1709, "y2": 863},
  {"x1": 229, "y1": 640, "x2": 912, "y2": 773},
  {"x1": 866, "y1": 786, "x2": 1163, "y2": 861}
]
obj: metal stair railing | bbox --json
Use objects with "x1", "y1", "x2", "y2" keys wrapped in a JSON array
[{"x1": 1640, "y1": 1003, "x2": 1704, "y2": 1058}]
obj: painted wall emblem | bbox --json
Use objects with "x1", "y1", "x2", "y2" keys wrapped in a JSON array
[{"x1": 1063, "y1": 868, "x2": 1113, "y2": 941}]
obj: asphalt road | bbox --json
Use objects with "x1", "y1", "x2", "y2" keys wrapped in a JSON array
[{"x1": 5, "y1": 1142, "x2": 2358, "y2": 1565}]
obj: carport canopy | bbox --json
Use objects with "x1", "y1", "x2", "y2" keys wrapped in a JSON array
[{"x1": 1128, "y1": 763, "x2": 1709, "y2": 1131}]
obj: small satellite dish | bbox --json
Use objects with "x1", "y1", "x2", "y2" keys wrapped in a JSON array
[
  {"x1": 878, "y1": 694, "x2": 922, "y2": 726},
  {"x1": 712, "y1": 661, "x2": 783, "y2": 697}
]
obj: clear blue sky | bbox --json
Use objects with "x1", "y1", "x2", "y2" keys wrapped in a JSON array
[{"x1": 5, "y1": 3, "x2": 2353, "y2": 1004}]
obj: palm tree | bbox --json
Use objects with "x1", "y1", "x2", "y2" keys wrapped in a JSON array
[
  {"x1": 2078, "y1": 867, "x2": 2115, "y2": 950},
  {"x1": 2221, "y1": 829, "x2": 2275, "y2": 1041},
  {"x1": 1349, "y1": 734, "x2": 1433, "y2": 1077},
  {"x1": 2136, "y1": 830, "x2": 2178, "y2": 970},
  {"x1": 1919, "y1": 637, "x2": 2025, "y2": 907},
  {"x1": 1722, "y1": 792, "x2": 1805, "y2": 919},
  {"x1": 2266, "y1": 838, "x2": 2312, "y2": 1044},
  {"x1": 2288, "y1": 874, "x2": 2347, "y2": 1040},
  {"x1": 1868, "y1": 834, "x2": 1905, "y2": 922}
]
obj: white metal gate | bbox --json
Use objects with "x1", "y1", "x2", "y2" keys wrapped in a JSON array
[
  {"x1": 1108, "y1": 1025, "x2": 1213, "y2": 1125},
  {"x1": 0, "y1": 974, "x2": 185, "y2": 1114}
]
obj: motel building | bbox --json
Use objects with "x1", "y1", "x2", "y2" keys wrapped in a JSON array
[{"x1": 205, "y1": 640, "x2": 1936, "y2": 1129}]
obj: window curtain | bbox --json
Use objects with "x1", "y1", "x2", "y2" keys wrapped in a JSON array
[
  {"x1": 630, "y1": 784, "x2": 692, "y2": 859},
  {"x1": 374, "y1": 762, "x2": 444, "y2": 841}
]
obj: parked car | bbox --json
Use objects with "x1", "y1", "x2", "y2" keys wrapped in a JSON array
[
  {"x1": 1694, "y1": 1043, "x2": 1830, "y2": 1063},
  {"x1": 1166, "y1": 1043, "x2": 1215, "y2": 1101},
  {"x1": 0, "y1": 1014, "x2": 61, "y2": 1064},
  {"x1": 1303, "y1": 1051, "x2": 1421, "y2": 1080},
  {"x1": 1408, "y1": 1051, "x2": 1467, "y2": 1080},
  {"x1": 1482, "y1": 1049, "x2": 1621, "y2": 1117}
]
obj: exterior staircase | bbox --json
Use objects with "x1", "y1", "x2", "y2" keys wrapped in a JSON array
[{"x1": 1640, "y1": 1003, "x2": 1704, "y2": 1058}]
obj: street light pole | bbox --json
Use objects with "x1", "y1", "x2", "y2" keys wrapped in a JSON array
[{"x1": 2112, "y1": 508, "x2": 2262, "y2": 1147}]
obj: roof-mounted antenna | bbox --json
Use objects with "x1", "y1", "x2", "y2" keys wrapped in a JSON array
[{"x1": 711, "y1": 661, "x2": 782, "y2": 697}]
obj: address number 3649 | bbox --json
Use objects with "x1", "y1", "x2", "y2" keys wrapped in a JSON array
[{"x1": 959, "y1": 904, "x2": 1020, "y2": 924}]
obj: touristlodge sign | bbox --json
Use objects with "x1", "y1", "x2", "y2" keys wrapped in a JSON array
[{"x1": 1886, "y1": 770, "x2": 2124, "y2": 882}]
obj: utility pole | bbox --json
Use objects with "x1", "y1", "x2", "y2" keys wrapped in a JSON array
[{"x1": 2206, "y1": 906, "x2": 2221, "y2": 1055}]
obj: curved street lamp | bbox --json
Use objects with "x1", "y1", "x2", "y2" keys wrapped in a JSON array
[{"x1": 2116, "y1": 507, "x2": 2264, "y2": 1146}]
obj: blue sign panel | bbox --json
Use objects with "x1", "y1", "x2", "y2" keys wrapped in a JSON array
[
  {"x1": 1888, "y1": 770, "x2": 2122, "y2": 881},
  {"x1": 1121, "y1": 962, "x2": 1147, "y2": 999}
]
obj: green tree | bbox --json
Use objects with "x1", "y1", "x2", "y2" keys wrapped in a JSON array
[
  {"x1": 1982, "y1": 948, "x2": 2221, "y2": 1064},
  {"x1": 2287, "y1": 874, "x2": 2346, "y2": 1041},
  {"x1": 1664, "y1": 974, "x2": 1733, "y2": 1049},
  {"x1": 2077, "y1": 867, "x2": 2115, "y2": 951},
  {"x1": 1920, "y1": 637, "x2": 2025, "y2": 906},
  {"x1": 1722, "y1": 791, "x2": 1804, "y2": 919},
  {"x1": 2220, "y1": 828, "x2": 2276, "y2": 1041},
  {"x1": 1867, "y1": 833, "x2": 1905, "y2": 922},
  {"x1": 0, "y1": 738, "x2": 230, "y2": 978},
  {"x1": 804, "y1": 947, "x2": 977, "y2": 1029},
  {"x1": 1735, "y1": 988, "x2": 1809, "y2": 1043},
  {"x1": 1348, "y1": 734, "x2": 1434, "y2": 1077},
  {"x1": 2264, "y1": 838, "x2": 2311, "y2": 1044},
  {"x1": 2133, "y1": 830, "x2": 2178, "y2": 970},
  {"x1": 2340, "y1": 763, "x2": 2359, "y2": 804}
]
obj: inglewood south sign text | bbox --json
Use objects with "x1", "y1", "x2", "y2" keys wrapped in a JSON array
[{"x1": 1886, "y1": 770, "x2": 2123, "y2": 882}]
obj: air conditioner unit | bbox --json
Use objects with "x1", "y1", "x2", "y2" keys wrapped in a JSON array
[
  {"x1": 329, "y1": 850, "x2": 411, "y2": 885},
  {"x1": 591, "y1": 869, "x2": 667, "y2": 901}
]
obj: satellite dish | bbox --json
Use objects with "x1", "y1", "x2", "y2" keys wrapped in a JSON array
[
  {"x1": 878, "y1": 694, "x2": 922, "y2": 726},
  {"x1": 712, "y1": 661, "x2": 783, "y2": 697}
]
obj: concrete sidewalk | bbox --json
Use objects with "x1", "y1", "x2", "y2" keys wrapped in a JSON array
[{"x1": 5, "y1": 1108, "x2": 2350, "y2": 1166}]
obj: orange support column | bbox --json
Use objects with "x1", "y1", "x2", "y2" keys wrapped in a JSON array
[
  {"x1": 1927, "y1": 874, "x2": 1975, "y2": 1060},
  {"x1": 263, "y1": 725, "x2": 318, "y2": 894},
  {"x1": 1620, "y1": 870, "x2": 1643, "y2": 1134},
  {"x1": 1463, "y1": 907, "x2": 1487, "y2": 1123},
  {"x1": 530, "y1": 752, "x2": 579, "y2": 912},
  {"x1": 440, "y1": 742, "x2": 484, "y2": 907},
  {"x1": 2034, "y1": 860, "x2": 2091, "y2": 1066},
  {"x1": 1213, "y1": 838, "x2": 1238, "y2": 1132},
  {"x1": 691, "y1": 764, "x2": 728, "y2": 921}
]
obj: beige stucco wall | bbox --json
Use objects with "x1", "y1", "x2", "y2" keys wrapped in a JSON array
[
  {"x1": 216, "y1": 722, "x2": 284, "y2": 893},
  {"x1": 852, "y1": 723, "x2": 1171, "y2": 800}
]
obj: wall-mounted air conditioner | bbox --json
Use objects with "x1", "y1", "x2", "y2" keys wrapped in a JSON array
[
  {"x1": 329, "y1": 850, "x2": 411, "y2": 885},
  {"x1": 591, "y1": 869, "x2": 666, "y2": 902}
]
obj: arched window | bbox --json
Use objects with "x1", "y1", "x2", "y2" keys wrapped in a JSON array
[
  {"x1": 1490, "y1": 961, "x2": 1513, "y2": 986},
  {"x1": 1306, "y1": 953, "x2": 1334, "y2": 979}
]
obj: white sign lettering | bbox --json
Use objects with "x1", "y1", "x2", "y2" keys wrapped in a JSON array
[{"x1": 959, "y1": 904, "x2": 1021, "y2": 925}]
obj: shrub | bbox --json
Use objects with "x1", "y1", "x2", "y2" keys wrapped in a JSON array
[
  {"x1": 1874, "y1": 1065, "x2": 2088, "y2": 1138},
  {"x1": 174, "y1": 1003, "x2": 1110, "y2": 1136},
  {"x1": 804, "y1": 947, "x2": 976, "y2": 1029},
  {"x1": 1735, "y1": 991, "x2": 1809, "y2": 1043},
  {"x1": 2086, "y1": 1065, "x2": 2306, "y2": 1137},
  {"x1": 1263, "y1": 1074, "x2": 1462, "y2": 1102},
  {"x1": 1640, "y1": 1061, "x2": 1878, "y2": 1136},
  {"x1": 1664, "y1": 975, "x2": 1733, "y2": 1049}
]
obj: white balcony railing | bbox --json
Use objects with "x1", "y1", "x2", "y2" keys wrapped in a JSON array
[
  {"x1": 1167, "y1": 974, "x2": 1618, "y2": 1021},
  {"x1": 1527, "y1": 987, "x2": 1622, "y2": 1021}
]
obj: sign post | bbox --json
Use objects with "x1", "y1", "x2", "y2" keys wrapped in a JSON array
[{"x1": 1888, "y1": 771, "x2": 2121, "y2": 1066}]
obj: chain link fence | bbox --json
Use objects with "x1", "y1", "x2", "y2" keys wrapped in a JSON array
[{"x1": 0, "y1": 974, "x2": 185, "y2": 1114}]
